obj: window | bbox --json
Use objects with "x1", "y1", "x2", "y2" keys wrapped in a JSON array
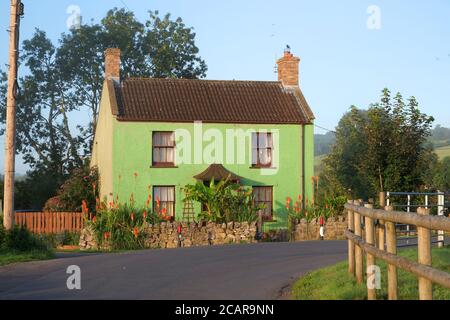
[
  {"x1": 153, "y1": 186, "x2": 176, "y2": 220},
  {"x1": 152, "y1": 132, "x2": 175, "y2": 167},
  {"x1": 252, "y1": 132, "x2": 273, "y2": 168},
  {"x1": 252, "y1": 186, "x2": 273, "y2": 220}
]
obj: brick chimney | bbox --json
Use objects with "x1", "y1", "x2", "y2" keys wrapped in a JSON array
[
  {"x1": 277, "y1": 47, "x2": 300, "y2": 87},
  {"x1": 104, "y1": 48, "x2": 121, "y2": 80}
]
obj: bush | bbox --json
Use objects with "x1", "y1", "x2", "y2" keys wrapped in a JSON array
[
  {"x1": 44, "y1": 165, "x2": 99, "y2": 212},
  {"x1": 286, "y1": 195, "x2": 347, "y2": 224},
  {"x1": 40, "y1": 232, "x2": 80, "y2": 248},
  {"x1": 183, "y1": 179, "x2": 261, "y2": 223},
  {"x1": 3, "y1": 225, "x2": 48, "y2": 252},
  {"x1": 0, "y1": 223, "x2": 6, "y2": 248},
  {"x1": 90, "y1": 203, "x2": 164, "y2": 251}
]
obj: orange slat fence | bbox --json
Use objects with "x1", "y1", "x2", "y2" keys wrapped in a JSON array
[{"x1": 14, "y1": 212, "x2": 84, "y2": 234}]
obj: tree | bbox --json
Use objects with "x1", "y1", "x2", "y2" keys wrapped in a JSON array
[
  {"x1": 432, "y1": 157, "x2": 450, "y2": 191},
  {"x1": 57, "y1": 8, "x2": 207, "y2": 145},
  {"x1": 323, "y1": 89, "x2": 434, "y2": 199},
  {"x1": 0, "y1": 9, "x2": 207, "y2": 209}
]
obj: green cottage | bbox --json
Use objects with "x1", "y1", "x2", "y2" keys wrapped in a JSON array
[{"x1": 91, "y1": 47, "x2": 315, "y2": 230}]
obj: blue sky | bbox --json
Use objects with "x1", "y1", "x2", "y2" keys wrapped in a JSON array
[{"x1": 1, "y1": 0, "x2": 450, "y2": 173}]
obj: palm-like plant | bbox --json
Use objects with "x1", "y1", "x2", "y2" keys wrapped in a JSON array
[{"x1": 183, "y1": 177, "x2": 260, "y2": 223}]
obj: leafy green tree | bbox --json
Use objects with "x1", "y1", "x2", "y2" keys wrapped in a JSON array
[
  {"x1": 57, "y1": 8, "x2": 207, "y2": 142},
  {"x1": 0, "y1": 9, "x2": 207, "y2": 209},
  {"x1": 323, "y1": 89, "x2": 434, "y2": 199},
  {"x1": 323, "y1": 107, "x2": 374, "y2": 199},
  {"x1": 432, "y1": 157, "x2": 450, "y2": 191}
]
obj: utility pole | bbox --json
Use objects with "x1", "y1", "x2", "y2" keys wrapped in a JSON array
[{"x1": 3, "y1": 0, "x2": 23, "y2": 230}]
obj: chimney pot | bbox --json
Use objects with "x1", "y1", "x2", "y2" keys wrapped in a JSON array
[
  {"x1": 277, "y1": 49, "x2": 300, "y2": 87},
  {"x1": 105, "y1": 48, "x2": 121, "y2": 80}
]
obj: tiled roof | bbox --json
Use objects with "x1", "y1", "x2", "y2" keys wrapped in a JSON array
[{"x1": 113, "y1": 78, "x2": 314, "y2": 124}]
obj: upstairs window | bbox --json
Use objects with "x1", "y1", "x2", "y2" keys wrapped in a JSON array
[
  {"x1": 252, "y1": 132, "x2": 273, "y2": 168},
  {"x1": 152, "y1": 132, "x2": 175, "y2": 167},
  {"x1": 252, "y1": 186, "x2": 273, "y2": 220}
]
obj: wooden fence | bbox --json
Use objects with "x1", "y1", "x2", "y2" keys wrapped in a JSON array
[
  {"x1": 15, "y1": 212, "x2": 84, "y2": 234},
  {"x1": 345, "y1": 198, "x2": 450, "y2": 300}
]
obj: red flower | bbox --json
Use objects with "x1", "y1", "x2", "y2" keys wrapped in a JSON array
[
  {"x1": 81, "y1": 200, "x2": 88, "y2": 214},
  {"x1": 294, "y1": 202, "x2": 300, "y2": 213},
  {"x1": 133, "y1": 227, "x2": 139, "y2": 239},
  {"x1": 131, "y1": 212, "x2": 135, "y2": 222},
  {"x1": 104, "y1": 232, "x2": 111, "y2": 240},
  {"x1": 143, "y1": 211, "x2": 148, "y2": 220},
  {"x1": 161, "y1": 208, "x2": 167, "y2": 216},
  {"x1": 146, "y1": 194, "x2": 152, "y2": 208},
  {"x1": 92, "y1": 216, "x2": 97, "y2": 223}
]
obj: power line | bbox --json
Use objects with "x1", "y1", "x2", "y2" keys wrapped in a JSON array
[
  {"x1": 119, "y1": 0, "x2": 130, "y2": 10},
  {"x1": 314, "y1": 124, "x2": 336, "y2": 134}
]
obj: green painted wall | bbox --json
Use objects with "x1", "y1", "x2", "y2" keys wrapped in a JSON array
[{"x1": 110, "y1": 121, "x2": 314, "y2": 230}]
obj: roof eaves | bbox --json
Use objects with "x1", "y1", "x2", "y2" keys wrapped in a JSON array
[{"x1": 106, "y1": 79, "x2": 120, "y2": 116}]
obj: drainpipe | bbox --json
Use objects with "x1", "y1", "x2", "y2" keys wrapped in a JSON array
[{"x1": 301, "y1": 125, "x2": 306, "y2": 211}]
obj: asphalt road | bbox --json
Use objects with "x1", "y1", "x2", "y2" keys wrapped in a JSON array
[{"x1": 0, "y1": 241, "x2": 346, "y2": 300}]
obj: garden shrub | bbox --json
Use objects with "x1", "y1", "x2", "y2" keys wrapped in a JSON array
[
  {"x1": 90, "y1": 203, "x2": 165, "y2": 251},
  {"x1": 44, "y1": 165, "x2": 99, "y2": 212},
  {"x1": 183, "y1": 179, "x2": 261, "y2": 223},
  {"x1": 3, "y1": 225, "x2": 48, "y2": 252},
  {"x1": 40, "y1": 231, "x2": 80, "y2": 248},
  {"x1": 0, "y1": 223, "x2": 6, "y2": 248}
]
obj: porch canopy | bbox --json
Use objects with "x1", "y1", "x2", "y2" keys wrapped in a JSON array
[{"x1": 194, "y1": 164, "x2": 242, "y2": 183}]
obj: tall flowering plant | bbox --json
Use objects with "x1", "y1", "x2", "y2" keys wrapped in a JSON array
[{"x1": 87, "y1": 173, "x2": 166, "y2": 250}]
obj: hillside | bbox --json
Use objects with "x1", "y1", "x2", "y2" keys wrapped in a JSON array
[
  {"x1": 429, "y1": 125, "x2": 450, "y2": 160},
  {"x1": 313, "y1": 125, "x2": 450, "y2": 174}
]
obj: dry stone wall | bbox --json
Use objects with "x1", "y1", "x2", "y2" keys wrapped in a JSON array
[
  {"x1": 80, "y1": 221, "x2": 258, "y2": 250},
  {"x1": 292, "y1": 216, "x2": 347, "y2": 241},
  {"x1": 79, "y1": 217, "x2": 348, "y2": 250}
]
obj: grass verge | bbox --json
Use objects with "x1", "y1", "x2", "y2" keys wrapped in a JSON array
[
  {"x1": 292, "y1": 246, "x2": 450, "y2": 300},
  {"x1": 0, "y1": 249, "x2": 55, "y2": 266}
]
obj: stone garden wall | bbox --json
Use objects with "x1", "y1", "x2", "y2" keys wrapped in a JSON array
[
  {"x1": 79, "y1": 221, "x2": 258, "y2": 250},
  {"x1": 292, "y1": 216, "x2": 348, "y2": 241},
  {"x1": 79, "y1": 217, "x2": 347, "y2": 250}
]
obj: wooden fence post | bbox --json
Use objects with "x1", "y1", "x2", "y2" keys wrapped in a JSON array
[
  {"x1": 348, "y1": 200, "x2": 355, "y2": 276},
  {"x1": 354, "y1": 200, "x2": 364, "y2": 284},
  {"x1": 378, "y1": 192, "x2": 386, "y2": 251},
  {"x1": 385, "y1": 205, "x2": 398, "y2": 300},
  {"x1": 417, "y1": 207, "x2": 433, "y2": 300},
  {"x1": 364, "y1": 204, "x2": 376, "y2": 300}
]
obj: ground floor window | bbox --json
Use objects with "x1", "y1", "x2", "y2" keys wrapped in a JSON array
[
  {"x1": 153, "y1": 186, "x2": 175, "y2": 220},
  {"x1": 252, "y1": 186, "x2": 273, "y2": 220}
]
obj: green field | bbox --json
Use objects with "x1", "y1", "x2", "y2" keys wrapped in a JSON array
[
  {"x1": 435, "y1": 145, "x2": 450, "y2": 160},
  {"x1": 292, "y1": 246, "x2": 450, "y2": 300}
]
